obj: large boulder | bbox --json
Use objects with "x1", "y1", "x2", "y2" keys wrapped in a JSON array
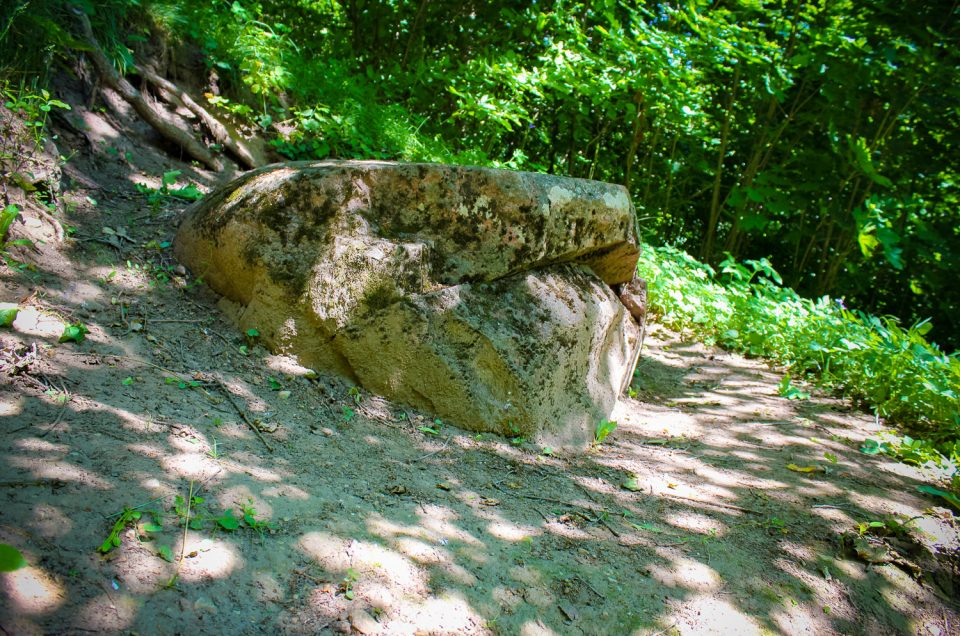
[{"x1": 175, "y1": 161, "x2": 641, "y2": 446}]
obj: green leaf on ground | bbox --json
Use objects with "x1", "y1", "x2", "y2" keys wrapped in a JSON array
[
  {"x1": 621, "y1": 477, "x2": 641, "y2": 492},
  {"x1": 0, "y1": 543, "x2": 26, "y2": 572},
  {"x1": 59, "y1": 322, "x2": 89, "y2": 343},
  {"x1": 595, "y1": 419, "x2": 617, "y2": 444},
  {"x1": 157, "y1": 545, "x2": 174, "y2": 562},
  {"x1": 917, "y1": 485, "x2": 960, "y2": 509},
  {"x1": 0, "y1": 307, "x2": 18, "y2": 327},
  {"x1": 217, "y1": 512, "x2": 240, "y2": 531}
]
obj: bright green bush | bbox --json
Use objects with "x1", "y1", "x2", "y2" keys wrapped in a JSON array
[{"x1": 638, "y1": 244, "x2": 960, "y2": 451}]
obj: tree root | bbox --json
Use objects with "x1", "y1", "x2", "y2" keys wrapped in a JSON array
[
  {"x1": 140, "y1": 66, "x2": 261, "y2": 170},
  {"x1": 71, "y1": 8, "x2": 222, "y2": 171}
]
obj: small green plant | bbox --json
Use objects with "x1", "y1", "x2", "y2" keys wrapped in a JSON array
[
  {"x1": 136, "y1": 170, "x2": 203, "y2": 212},
  {"x1": 215, "y1": 510, "x2": 240, "y2": 531},
  {"x1": 860, "y1": 433, "x2": 950, "y2": 467},
  {"x1": 0, "y1": 304, "x2": 18, "y2": 327},
  {"x1": 854, "y1": 514, "x2": 919, "y2": 539},
  {"x1": 777, "y1": 373, "x2": 810, "y2": 400},
  {"x1": 244, "y1": 328, "x2": 260, "y2": 347},
  {"x1": 165, "y1": 376, "x2": 203, "y2": 390},
  {"x1": 174, "y1": 493, "x2": 207, "y2": 531},
  {"x1": 349, "y1": 386, "x2": 362, "y2": 405},
  {"x1": 0, "y1": 544, "x2": 27, "y2": 572},
  {"x1": 341, "y1": 405, "x2": 355, "y2": 423},
  {"x1": 1, "y1": 204, "x2": 20, "y2": 242},
  {"x1": 206, "y1": 438, "x2": 223, "y2": 459},
  {"x1": 419, "y1": 418, "x2": 443, "y2": 436},
  {"x1": 98, "y1": 508, "x2": 163, "y2": 554},
  {"x1": 594, "y1": 419, "x2": 617, "y2": 444},
  {"x1": 759, "y1": 517, "x2": 788, "y2": 535},
  {"x1": 238, "y1": 499, "x2": 274, "y2": 535},
  {"x1": 59, "y1": 322, "x2": 89, "y2": 343},
  {"x1": 1, "y1": 204, "x2": 34, "y2": 267},
  {"x1": 339, "y1": 567, "x2": 360, "y2": 600},
  {"x1": 3, "y1": 85, "x2": 71, "y2": 149},
  {"x1": 917, "y1": 485, "x2": 960, "y2": 510}
]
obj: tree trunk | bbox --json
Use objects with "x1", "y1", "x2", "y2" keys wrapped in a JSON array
[{"x1": 701, "y1": 66, "x2": 740, "y2": 261}]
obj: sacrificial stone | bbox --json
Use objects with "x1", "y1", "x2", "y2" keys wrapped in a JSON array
[{"x1": 174, "y1": 161, "x2": 641, "y2": 447}]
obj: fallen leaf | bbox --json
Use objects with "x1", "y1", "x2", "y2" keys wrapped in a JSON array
[
  {"x1": 852, "y1": 537, "x2": 892, "y2": 564},
  {"x1": 0, "y1": 544, "x2": 26, "y2": 572},
  {"x1": 621, "y1": 478, "x2": 641, "y2": 492},
  {"x1": 558, "y1": 602, "x2": 579, "y2": 621},
  {"x1": 59, "y1": 323, "x2": 89, "y2": 343},
  {"x1": 0, "y1": 306, "x2": 18, "y2": 327},
  {"x1": 479, "y1": 497, "x2": 500, "y2": 507},
  {"x1": 786, "y1": 464, "x2": 820, "y2": 473}
]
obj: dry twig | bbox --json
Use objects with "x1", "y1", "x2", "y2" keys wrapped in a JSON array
[{"x1": 213, "y1": 375, "x2": 274, "y2": 453}]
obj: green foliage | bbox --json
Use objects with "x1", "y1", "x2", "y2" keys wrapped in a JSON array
[
  {"x1": 339, "y1": 567, "x2": 360, "y2": 600},
  {"x1": 860, "y1": 432, "x2": 954, "y2": 468},
  {"x1": 6, "y1": 1, "x2": 957, "y2": 348},
  {"x1": 594, "y1": 419, "x2": 617, "y2": 444},
  {"x1": 2, "y1": 83, "x2": 70, "y2": 149},
  {"x1": 0, "y1": 204, "x2": 33, "y2": 267},
  {"x1": 0, "y1": 305, "x2": 18, "y2": 327},
  {"x1": 0, "y1": 204, "x2": 19, "y2": 242},
  {"x1": 0, "y1": 543, "x2": 26, "y2": 572},
  {"x1": 59, "y1": 322, "x2": 89, "y2": 343},
  {"x1": 917, "y1": 485, "x2": 960, "y2": 511},
  {"x1": 98, "y1": 508, "x2": 162, "y2": 554},
  {"x1": 639, "y1": 244, "x2": 960, "y2": 451},
  {"x1": 777, "y1": 374, "x2": 810, "y2": 401},
  {"x1": 854, "y1": 515, "x2": 918, "y2": 539},
  {"x1": 418, "y1": 417, "x2": 443, "y2": 436},
  {"x1": 136, "y1": 170, "x2": 203, "y2": 213},
  {"x1": 99, "y1": 492, "x2": 275, "y2": 561}
]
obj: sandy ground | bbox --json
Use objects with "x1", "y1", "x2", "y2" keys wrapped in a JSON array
[{"x1": 0, "y1": 80, "x2": 957, "y2": 635}]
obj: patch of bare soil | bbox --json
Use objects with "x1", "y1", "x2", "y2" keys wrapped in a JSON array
[{"x1": 1, "y1": 82, "x2": 958, "y2": 636}]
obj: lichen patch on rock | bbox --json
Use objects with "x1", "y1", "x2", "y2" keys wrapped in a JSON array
[{"x1": 175, "y1": 161, "x2": 641, "y2": 445}]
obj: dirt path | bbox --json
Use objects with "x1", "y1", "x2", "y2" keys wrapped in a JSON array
[{"x1": 1, "y1": 90, "x2": 957, "y2": 635}]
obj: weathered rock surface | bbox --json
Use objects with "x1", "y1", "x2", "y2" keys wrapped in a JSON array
[
  {"x1": 618, "y1": 276, "x2": 648, "y2": 327},
  {"x1": 175, "y1": 161, "x2": 641, "y2": 446}
]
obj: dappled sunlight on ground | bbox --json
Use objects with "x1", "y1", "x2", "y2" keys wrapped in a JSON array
[
  {"x1": 1, "y1": 106, "x2": 957, "y2": 634},
  {"x1": 2, "y1": 565, "x2": 65, "y2": 614}
]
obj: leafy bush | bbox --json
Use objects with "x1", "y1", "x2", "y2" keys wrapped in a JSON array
[{"x1": 638, "y1": 244, "x2": 960, "y2": 452}]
